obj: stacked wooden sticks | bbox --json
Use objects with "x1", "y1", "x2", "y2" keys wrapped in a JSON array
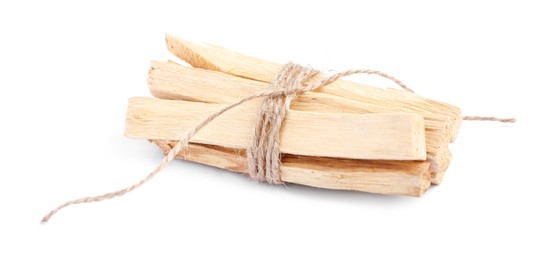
[{"x1": 124, "y1": 34, "x2": 462, "y2": 197}]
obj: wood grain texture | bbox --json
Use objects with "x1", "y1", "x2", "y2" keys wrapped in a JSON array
[
  {"x1": 152, "y1": 140, "x2": 431, "y2": 196},
  {"x1": 126, "y1": 97, "x2": 426, "y2": 160},
  {"x1": 148, "y1": 61, "x2": 450, "y2": 183}
]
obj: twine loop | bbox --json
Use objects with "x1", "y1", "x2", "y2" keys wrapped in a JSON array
[{"x1": 247, "y1": 63, "x2": 319, "y2": 184}]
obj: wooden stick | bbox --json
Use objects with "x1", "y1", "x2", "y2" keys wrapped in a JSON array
[
  {"x1": 152, "y1": 140, "x2": 432, "y2": 196},
  {"x1": 125, "y1": 97, "x2": 427, "y2": 160},
  {"x1": 164, "y1": 34, "x2": 462, "y2": 143},
  {"x1": 148, "y1": 61, "x2": 450, "y2": 183}
]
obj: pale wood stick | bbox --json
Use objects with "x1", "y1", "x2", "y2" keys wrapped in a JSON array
[
  {"x1": 148, "y1": 61, "x2": 449, "y2": 183},
  {"x1": 152, "y1": 140, "x2": 431, "y2": 196},
  {"x1": 126, "y1": 97, "x2": 426, "y2": 160},
  {"x1": 164, "y1": 34, "x2": 462, "y2": 142}
]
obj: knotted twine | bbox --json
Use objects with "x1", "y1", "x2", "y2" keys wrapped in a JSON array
[{"x1": 41, "y1": 63, "x2": 515, "y2": 223}]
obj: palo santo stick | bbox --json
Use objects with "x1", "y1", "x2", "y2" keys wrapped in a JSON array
[
  {"x1": 148, "y1": 61, "x2": 448, "y2": 183},
  {"x1": 126, "y1": 97, "x2": 427, "y2": 160},
  {"x1": 152, "y1": 140, "x2": 432, "y2": 196},
  {"x1": 163, "y1": 36, "x2": 461, "y2": 184},
  {"x1": 164, "y1": 34, "x2": 462, "y2": 143}
]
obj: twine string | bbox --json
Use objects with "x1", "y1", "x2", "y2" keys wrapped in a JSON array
[
  {"x1": 463, "y1": 116, "x2": 516, "y2": 123},
  {"x1": 41, "y1": 63, "x2": 515, "y2": 223},
  {"x1": 247, "y1": 64, "x2": 319, "y2": 184}
]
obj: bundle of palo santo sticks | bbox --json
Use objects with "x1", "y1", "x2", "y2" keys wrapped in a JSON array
[{"x1": 124, "y1": 34, "x2": 463, "y2": 197}]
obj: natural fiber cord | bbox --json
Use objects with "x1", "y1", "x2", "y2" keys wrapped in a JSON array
[{"x1": 247, "y1": 64, "x2": 319, "y2": 184}]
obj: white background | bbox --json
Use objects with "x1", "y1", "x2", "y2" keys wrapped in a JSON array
[{"x1": 1, "y1": 1, "x2": 549, "y2": 259}]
